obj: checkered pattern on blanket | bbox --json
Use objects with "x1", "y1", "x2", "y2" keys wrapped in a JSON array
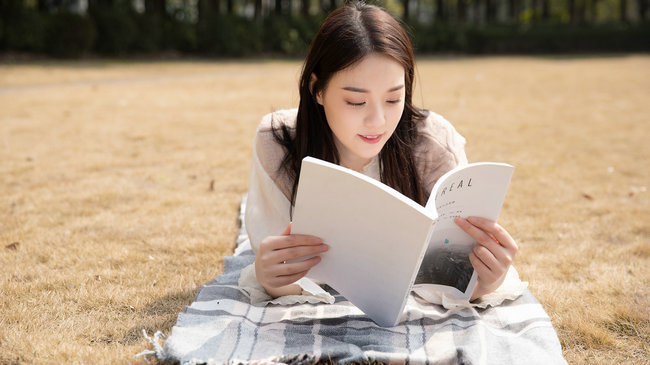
[{"x1": 146, "y1": 200, "x2": 566, "y2": 365}]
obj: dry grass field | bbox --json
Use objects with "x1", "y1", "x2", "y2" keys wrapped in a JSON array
[{"x1": 0, "y1": 55, "x2": 648, "y2": 364}]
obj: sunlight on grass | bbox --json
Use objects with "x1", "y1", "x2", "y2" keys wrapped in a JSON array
[{"x1": 1, "y1": 56, "x2": 648, "y2": 364}]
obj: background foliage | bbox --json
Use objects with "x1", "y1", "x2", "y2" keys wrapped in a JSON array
[{"x1": 0, "y1": 0, "x2": 648, "y2": 58}]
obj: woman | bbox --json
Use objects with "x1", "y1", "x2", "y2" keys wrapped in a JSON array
[{"x1": 242, "y1": 1, "x2": 520, "y2": 305}]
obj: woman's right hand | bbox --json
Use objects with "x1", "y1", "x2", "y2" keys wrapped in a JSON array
[{"x1": 255, "y1": 223, "x2": 328, "y2": 296}]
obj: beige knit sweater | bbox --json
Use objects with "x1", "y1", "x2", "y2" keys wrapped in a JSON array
[{"x1": 240, "y1": 108, "x2": 526, "y2": 307}]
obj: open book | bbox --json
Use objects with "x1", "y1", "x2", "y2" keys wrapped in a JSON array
[{"x1": 291, "y1": 157, "x2": 513, "y2": 327}]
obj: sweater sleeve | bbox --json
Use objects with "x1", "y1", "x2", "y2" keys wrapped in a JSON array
[
  {"x1": 243, "y1": 111, "x2": 293, "y2": 253},
  {"x1": 240, "y1": 109, "x2": 335, "y2": 305}
]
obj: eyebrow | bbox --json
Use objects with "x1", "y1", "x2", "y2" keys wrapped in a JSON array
[{"x1": 342, "y1": 85, "x2": 405, "y2": 93}]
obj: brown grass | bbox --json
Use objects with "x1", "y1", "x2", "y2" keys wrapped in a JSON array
[{"x1": 1, "y1": 56, "x2": 648, "y2": 364}]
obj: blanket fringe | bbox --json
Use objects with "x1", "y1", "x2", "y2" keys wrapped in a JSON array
[{"x1": 135, "y1": 329, "x2": 167, "y2": 363}]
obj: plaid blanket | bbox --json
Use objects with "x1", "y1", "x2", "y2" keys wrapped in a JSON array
[{"x1": 138, "y1": 200, "x2": 566, "y2": 364}]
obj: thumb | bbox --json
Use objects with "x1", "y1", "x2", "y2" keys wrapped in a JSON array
[{"x1": 281, "y1": 222, "x2": 292, "y2": 236}]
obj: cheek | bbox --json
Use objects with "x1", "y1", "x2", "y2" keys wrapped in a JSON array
[
  {"x1": 324, "y1": 105, "x2": 351, "y2": 136},
  {"x1": 387, "y1": 105, "x2": 405, "y2": 130}
]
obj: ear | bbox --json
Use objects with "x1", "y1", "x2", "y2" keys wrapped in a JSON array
[{"x1": 310, "y1": 73, "x2": 323, "y2": 105}]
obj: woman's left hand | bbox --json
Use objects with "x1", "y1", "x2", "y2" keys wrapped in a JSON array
[{"x1": 454, "y1": 216, "x2": 518, "y2": 301}]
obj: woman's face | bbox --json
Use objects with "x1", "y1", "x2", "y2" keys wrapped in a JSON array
[{"x1": 315, "y1": 53, "x2": 406, "y2": 172}]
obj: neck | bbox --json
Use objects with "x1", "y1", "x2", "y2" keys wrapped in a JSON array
[
  {"x1": 333, "y1": 139, "x2": 374, "y2": 172},
  {"x1": 340, "y1": 156, "x2": 373, "y2": 173}
]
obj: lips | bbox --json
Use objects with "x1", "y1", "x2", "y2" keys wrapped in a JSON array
[{"x1": 359, "y1": 134, "x2": 383, "y2": 144}]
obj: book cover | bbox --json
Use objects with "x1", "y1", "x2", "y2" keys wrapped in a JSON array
[{"x1": 291, "y1": 157, "x2": 513, "y2": 326}]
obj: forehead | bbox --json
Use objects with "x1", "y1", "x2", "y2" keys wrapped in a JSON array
[{"x1": 329, "y1": 53, "x2": 405, "y2": 87}]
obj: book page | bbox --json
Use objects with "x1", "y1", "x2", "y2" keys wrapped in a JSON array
[
  {"x1": 414, "y1": 163, "x2": 514, "y2": 299},
  {"x1": 292, "y1": 157, "x2": 435, "y2": 327}
]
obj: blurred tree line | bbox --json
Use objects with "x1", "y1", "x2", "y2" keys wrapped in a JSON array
[{"x1": 0, "y1": 0, "x2": 648, "y2": 58}]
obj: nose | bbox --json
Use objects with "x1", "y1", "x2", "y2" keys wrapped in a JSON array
[{"x1": 364, "y1": 102, "x2": 385, "y2": 129}]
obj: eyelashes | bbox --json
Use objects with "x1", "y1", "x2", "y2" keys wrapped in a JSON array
[
  {"x1": 347, "y1": 101, "x2": 366, "y2": 106},
  {"x1": 346, "y1": 100, "x2": 402, "y2": 107}
]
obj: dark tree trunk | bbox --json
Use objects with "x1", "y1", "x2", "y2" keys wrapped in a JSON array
[
  {"x1": 403, "y1": 0, "x2": 410, "y2": 21},
  {"x1": 639, "y1": 0, "x2": 648, "y2": 20},
  {"x1": 508, "y1": 0, "x2": 519, "y2": 22},
  {"x1": 37, "y1": 0, "x2": 50, "y2": 12},
  {"x1": 620, "y1": 0, "x2": 628, "y2": 21},
  {"x1": 587, "y1": 0, "x2": 596, "y2": 22},
  {"x1": 568, "y1": 0, "x2": 576, "y2": 24},
  {"x1": 578, "y1": 0, "x2": 586, "y2": 23},
  {"x1": 532, "y1": 0, "x2": 539, "y2": 21},
  {"x1": 216, "y1": 0, "x2": 222, "y2": 16},
  {"x1": 436, "y1": 0, "x2": 446, "y2": 22},
  {"x1": 144, "y1": 0, "x2": 166, "y2": 16},
  {"x1": 542, "y1": 0, "x2": 550, "y2": 19},
  {"x1": 87, "y1": 0, "x2": 116, "y2": 13},
  {"x1": 0, "y1": 1, "x2": 26, "y2": 48},
  {"x1": 457, "y1": 0, "x2": 466, "y2": 22},
  {"x1": 39, "y1": 0, "x2": 79, "y2": 12},
  {"x1": 198, "y1": 0, "x2": 221, "y2": 20},
  {"x1": 254, "y1": 0, "x2": 263, "y2": 18},
  {"x1": 226, "y1": 0, "x2": 233, "y2": 14},
  {"x1": 275, "y1": 0, "x2": 283, "y2": 14},
  {"x1": 486, "y1": 0, "x2": 497, "y2": 22}
]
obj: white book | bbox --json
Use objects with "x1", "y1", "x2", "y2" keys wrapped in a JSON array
[{"x1": 291, "y1": 157, "x2": 514, "y2": 327}]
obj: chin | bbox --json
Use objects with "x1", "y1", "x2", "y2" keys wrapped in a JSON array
[{"x1": 358, "y1": 148, "x2": 383, "y2": 161}]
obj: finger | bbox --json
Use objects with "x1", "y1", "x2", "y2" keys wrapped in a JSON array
[
  {"x1": 281, "y1": 222, "x2": 292, "y2": 236},
  {"x1": 268, "y1": 269, "x2": 310, "y2": 288},
  {"x1": 265, "y1": 234, "x2": 324, "y2": 251},
  {"x1": 471, "y1": 231, "x2": 513, "y2": 268},
  {"x1": 466, "y1": 217, "x2": 518, "y2": 253},
  {"x1": 455, "y1": 217, "x2": 516, "y2": 264},
  {"x1": 267, "y1": 243, "x2": 329, "y2": 264},
  {"x1": 469, "y1": 253, "x2": 504, "y2": 296},
  {"x1": 455, "y1": 217, "x2": 501, "y2": 251},
  {"x1": 270, "y1": 255, "x2": 322, "y2": 277},
  {"x1": 471, "y1": 244, "x2": 503, "y2": 274},
  {"x1": 469, "y1": 251, "x2": 499, "y2": 283}
]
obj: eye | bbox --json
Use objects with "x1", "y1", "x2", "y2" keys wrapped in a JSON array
[
  {"x1": 387, "y1": 99, "x2": 402, "y2": 104},
  {"x1": 346, "y1": 101, "x2": 366, "y2": 107}
]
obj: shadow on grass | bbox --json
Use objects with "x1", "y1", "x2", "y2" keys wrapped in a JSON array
[{"x1": 123, "y1": 286, "x2": 201, "y2": 345}]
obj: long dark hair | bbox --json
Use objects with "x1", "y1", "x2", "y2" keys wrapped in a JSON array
[{"x1": 273, "y1": 1, "x2": 426, "y2": 209}]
